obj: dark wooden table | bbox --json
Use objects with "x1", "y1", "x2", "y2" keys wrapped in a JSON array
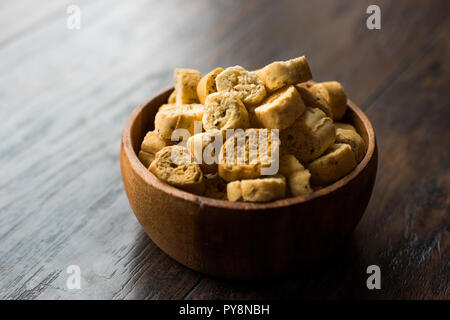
[{"x1": 0, "y1": 0, "x2": 448, "y2": 300}]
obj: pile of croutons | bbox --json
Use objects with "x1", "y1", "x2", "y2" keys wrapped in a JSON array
[{"x1": 139, "y1": 56, "x2": 365, "y2": 202}]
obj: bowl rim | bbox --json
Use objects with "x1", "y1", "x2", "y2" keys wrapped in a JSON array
[{"x1": 121, "y1": 85, "x2": 376, "y2": 210}]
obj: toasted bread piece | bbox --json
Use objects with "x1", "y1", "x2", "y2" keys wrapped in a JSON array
[
  {"x1": 227, "y1": 175, "x2": 286, "y2": 202},
  {"x1": 154, "y1": 104, "x2": 204, "y2": 139},
  {"x1": 186, "y1": 130, "x2": 225, "y2": 174},
  {"x1": 139, "y1": 130, "x2": 174, "y2": 168},
  {"x1": 280, "y1": 107, "x2": 336, "y2": 162},
  {"x1": 278, "y1": 154, "x2": 312, "y2": 196},
  {"x1": 168, "y1": 90, "x2": 176, "y2": 104},
  {"x1": 279, "y1": 154, "x2": 305, "y2": 176},
  {"x1": 311, "y1": 81, "x2": 347, "y2": 120},
  {"x1": 289, "y1": 170, "x2": 312, "y2": 196},
  {"x1": 203, "y1": 92, "x2": 249, "y2": 131},
  {"x1": 174, "y1": 68, "x2": 202, "y2": 104},
  {"x1": 334, "y1": 122, "x2": 356, "y2": 132},
  {"x1": 256, "y1": 56, "x2": 312, "y2": 92},
  {"x1": 226, "y1": 181, "x2": 242, "y2": 202},
  {"x1": 335, "y1": 128, "x2": 366, "y2": 163},
  {"x1": 149, "y1": 145, "x2": 205, "y2": 194},
  {"x1": 307, "y1": 143, "x2": 356, "y2": 185},
  {"x1": 253, "y1": 85, "x2": 305, "y2": 129},
  {"x1": 218, "y1": 129, "x2": 280, "y2": 181},
  {"x1": 138, "y1": 150, "x2": 155, "y2": 168},
  {"x1": 295, "y1": 83, "x2": 332, "y2": 117},
  {"x1": 141, "y1": 130, "x2": 174, "y2": 154},
  {"x1": 196, "y1": 67, "x2": 224, "y2": 104},
  {"x1": 216, "y1": 66, "x2": 267, "y2": 107}
]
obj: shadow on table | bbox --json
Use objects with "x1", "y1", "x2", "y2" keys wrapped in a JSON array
[
  {"x1": 129, "y1": 227, "x2": 380, "y2": 299},
  {"x1": 197, "y1": 235, "x2": 376, "y2": 299}
]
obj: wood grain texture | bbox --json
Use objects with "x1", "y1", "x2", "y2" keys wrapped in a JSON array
[{"x1": 0, "y1": 0, "x2": 448, "y2": 299}]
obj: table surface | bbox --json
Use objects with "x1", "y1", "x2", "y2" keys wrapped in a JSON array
[{"x1": 0, "y1": 0, "x2": 448, "y2": 300}]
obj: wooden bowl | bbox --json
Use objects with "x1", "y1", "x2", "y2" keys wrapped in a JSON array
[{"x1": 120, "y1": 86, "x2": 378, "y2": 279}]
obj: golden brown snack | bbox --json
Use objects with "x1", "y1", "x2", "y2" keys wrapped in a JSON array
[
  {"x1": 174, "y1": 68, "x2": 202, "y2": 104},
  {"x1": 278, "y1": 154, "x2": 312, "y2": 196},
  {"x1": 203, "y1": 92, "x2": 249, "y2": 131},
  {"x1": 279, "y1": 154, "x2": 305, "y2": 176},
  {"x1": 154, "y1": 104, "x2": 204, "y2": 139},
  {"x1": 256, "y1": 56, "x2": 312, "y2": 92},
  {"x1": 147, "y1": 60, "x2": 360, "y2": 200},
  {"x1": 280, "y1": 107, "x2": 336, "y2": 162},
  {"x1": 289, "y1": 170, "x2": 312, "y2": 196},
  {"x1": 149, "y1": 145, "x2": 205, "y2": 194},
  {"x1": 295, "y1": 83, "x2": 332, "y2": 117},
  {"x1": 168, "y1": 90, "x2": 176, "y2": 104},
  {"x1": 248, "y1": 111, "x2": 263, "y2": 129},
  {"x1": 218, "y1": 129, "x2": 280, "y2": 182},
  {"x1": 311, "y1": 81, "x2": 347, "y2": 120},
  {"x1": 158, "y1": 104, "x2": 174, "y2": 112},
  {"x1": 226, "y1": 181, "x2": 242, "y2": 202},
  {"x1": 141, "y1": 130, "x2": 173, "y2": 154},
  {"x1": 204, "y1": 173, "x2": 227, "y2": 199},
  {"x1": 227, "y1": 175, "x2": 286, "y2": 202},
  {"x1": 253, "y1": 85, "x2": 306, "y2": 129},
  {"x1": 215, "y1": 66, "x2": 267, "y2": 107},
  {"x1": 186, "y1": 130, "x2": 224, "y2": 174},
  {"x1": 307, "y1": 143, "x2": 357, "y2": 185},
  {"x1": 335, "y1": 128, "x2": 366, "y2": 163},
  {"x1": 196, "y1": 67, "x2": 224, "y2": 104},
  {"x1": 138, "y1": 150, "x2": 155, "y2": 168},
  {"x1": 334, "y1": 122, "x2": 356, "y2": 132},
  {"x1": 139, "y1": 130, "x2": 174, "y2": 168}
]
